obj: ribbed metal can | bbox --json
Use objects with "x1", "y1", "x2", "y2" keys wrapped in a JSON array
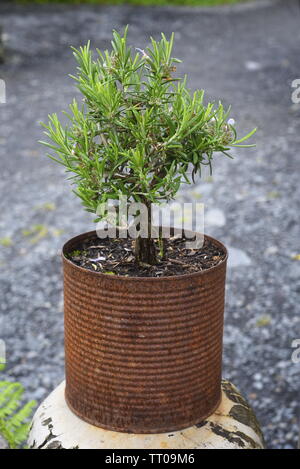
[{"x1": 63, "y1": 230, "x2": 227, "y2": 433}]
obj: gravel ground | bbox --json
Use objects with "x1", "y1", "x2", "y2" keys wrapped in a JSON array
[{"x1": 0, "y1": 0, "x2": 299, "y2": 449}]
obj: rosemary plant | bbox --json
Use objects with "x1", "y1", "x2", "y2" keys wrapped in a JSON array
[{"x1": 41, "y1": 27, "x2": 255, "y2": 264}]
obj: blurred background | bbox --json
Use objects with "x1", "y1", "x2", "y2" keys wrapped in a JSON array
[{"x1": 0, "y1": 0, "x2": 299, "y2": 449}]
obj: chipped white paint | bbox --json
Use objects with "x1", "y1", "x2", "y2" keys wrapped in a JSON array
[{"x1": 28, "y1": 380, "x2": 264, "y2": 450}]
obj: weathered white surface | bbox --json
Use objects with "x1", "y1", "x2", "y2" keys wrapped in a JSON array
[{"x1": 28, "y1": 380, "x2": 264, "y2": 449}]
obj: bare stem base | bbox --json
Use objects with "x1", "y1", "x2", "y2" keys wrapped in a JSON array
[{"x1": 135, "y1": 237, "x2": 157, "y2": 265}]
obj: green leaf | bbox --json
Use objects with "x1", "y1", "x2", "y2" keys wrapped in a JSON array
[
  {"x1": 0, "y1": 380, "x2": 36, "y2": 449},
  {"x1": 232, "y1": 127, "x2": 257, "y2": 145}
]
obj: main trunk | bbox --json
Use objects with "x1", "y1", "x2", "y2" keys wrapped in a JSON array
[
  {"x1": 134, "y1": 200, "x2": 158, "y2": 265},
  {"x1": 135, "y1": 236, "x2": 157, "y2": 265}
]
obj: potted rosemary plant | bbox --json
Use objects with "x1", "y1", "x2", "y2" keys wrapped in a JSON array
[{"x1": 40, "y1": 28, "x2": 255, "y2": 433}]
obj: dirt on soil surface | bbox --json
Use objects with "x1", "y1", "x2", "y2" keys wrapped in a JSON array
[{"x1": 66, "y1": 234, "x2": 226, "y2": 277}]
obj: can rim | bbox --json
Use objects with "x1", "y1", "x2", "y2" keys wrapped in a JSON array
[{"x1": 62, "y1": 229, "x2": 228, "y2": 282}]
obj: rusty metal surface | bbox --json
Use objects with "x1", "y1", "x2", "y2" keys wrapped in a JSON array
[{"x1": 63, "y1": 230, "x2": 228, "y2": 433}]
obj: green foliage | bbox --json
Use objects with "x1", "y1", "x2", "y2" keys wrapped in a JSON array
[
  {"x1": 41, "y1": 28, "x2": 255, "y2": 214},
  {"x1": 41, "y1": 28, "x2": 255, "y2": 263},
  {"x1": 0, "y1": 380, "x2": 36, "y2": 449}
]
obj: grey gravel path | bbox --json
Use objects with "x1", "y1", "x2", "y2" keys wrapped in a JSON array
[{"x1": 0, "y1": 0, "x2": 299, "y2": 449}]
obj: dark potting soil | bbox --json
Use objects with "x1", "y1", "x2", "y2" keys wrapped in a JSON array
[{"x1": 65, "y1": 235, "x2": 226, "y2": 278}]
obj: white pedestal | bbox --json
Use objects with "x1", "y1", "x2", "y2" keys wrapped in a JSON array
[{"x1": 28, "y1": 380, "x2": 265, "y2": 449}]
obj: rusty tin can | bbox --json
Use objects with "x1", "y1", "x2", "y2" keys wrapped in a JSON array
[{"x1": 63, "y1": 230, "x2": 227, "y2": 433}]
